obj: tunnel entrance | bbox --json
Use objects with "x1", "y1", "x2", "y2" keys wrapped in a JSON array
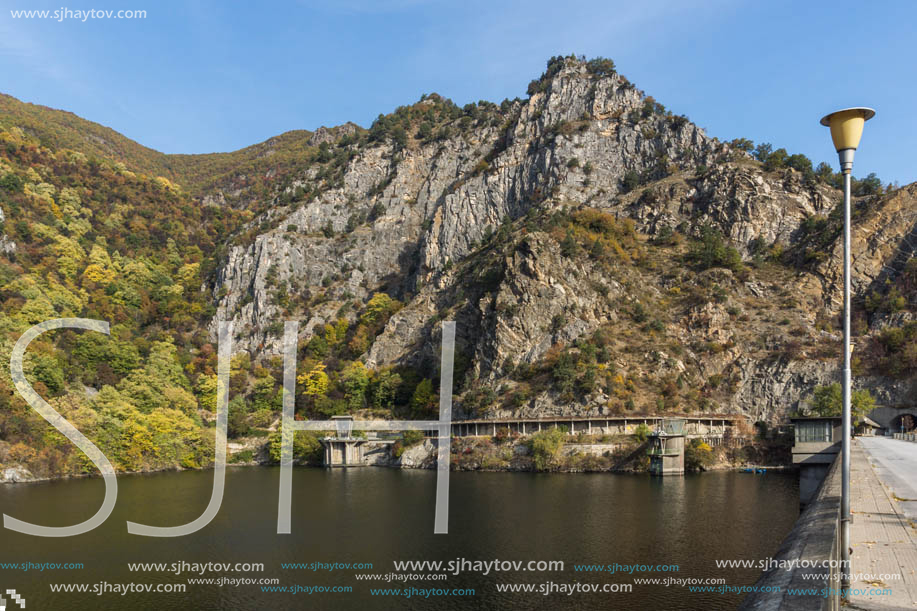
[{"x1": 891, "y1": 413, "x2": 917, "y2": 433}]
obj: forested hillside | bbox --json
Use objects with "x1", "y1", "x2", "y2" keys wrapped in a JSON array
[
  {"x1": 0, "y1": 124, "x2": 250, "y2": 475},
  {"x1": 0, "y1": 55, "x2": 913, "y2": 479}
]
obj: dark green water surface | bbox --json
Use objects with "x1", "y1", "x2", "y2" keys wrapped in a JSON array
[{"x1": 0, "y1": 467, "x2": 798, "y2": 610}]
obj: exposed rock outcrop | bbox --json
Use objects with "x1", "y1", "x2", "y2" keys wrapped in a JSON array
[{"x1": 202, "y1": 58, "x2": 915, "y2": 426}]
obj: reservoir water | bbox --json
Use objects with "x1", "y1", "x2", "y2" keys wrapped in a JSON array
[{"x1": 0, "y1": 467, "x2": 798, "y2": 610}]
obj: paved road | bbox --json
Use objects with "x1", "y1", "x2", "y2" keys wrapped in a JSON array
[
  {"x1": 849, "y1": 440, "x2": 917, "y2": 610},
  {"x1": 858, "y1": 436, "x2": 917, "y2": 523}
]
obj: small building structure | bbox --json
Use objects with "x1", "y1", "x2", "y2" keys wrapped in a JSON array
[
  {"x1": 790, "y1": 416, "x2": 842, "y2": 505},
  {"x1": 855, "y1": 416, "x2": 882, "y2": 436}
]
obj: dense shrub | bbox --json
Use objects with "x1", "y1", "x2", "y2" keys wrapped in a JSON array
[
  {"x1": 867, "y1": 322, "x2": 917, "y2": 378},
  {"x1": 688, "y1": 226, "x2": 743, "y2": 272},
  {"x1": 527, "y1": 428, "x2": 567, "y2": 471},
  {"x1": 229, "y1": 450, "x2": 254, "y2": 464},
  {"x1": 685, "y1": 439, "x2": 714, "y2": 472},
  {"x1": 268, "y1": 430, "x2": 324, "y2": 464},
  {"x1": 633, "y1": 423, "x2": 651, "y2": 443},
  {"x1": 621, "y1": 170, "x2": 640, "y2": 193},
  {"x1": 402, "y1": 429, "x2": 425, "y2": 447},
  {"x1": 585, "y1": 57, "x2": 616, "y2": 77}
]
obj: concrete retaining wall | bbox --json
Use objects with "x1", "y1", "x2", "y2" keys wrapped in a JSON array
[{"x1": 560, "y1": 443, "x2": 622, "y2": 457}]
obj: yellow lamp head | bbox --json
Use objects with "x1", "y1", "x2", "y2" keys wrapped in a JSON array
[{"x1": 819, "y1": 107, "x2": 875, "y2": 172}]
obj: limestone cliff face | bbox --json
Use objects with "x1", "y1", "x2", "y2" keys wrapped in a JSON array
[
  {"x1": 0, "y1": 206, "x2": 15, "y2": 255},
  {"x1": 815, "y1": 183, "x2": 917, "y2": 308},
  {"x1": 205, "y1": 58, "x2": 915, "y2": 424},
  {"x1": 210, "y1": 63, "x2": 724, "y2": 350},
  {"x1": 612, "y1": 163, "x2": 838, "y2": 253},
  {"x1": 415, "y1": 67, "x2": 722, "y2": 276}
]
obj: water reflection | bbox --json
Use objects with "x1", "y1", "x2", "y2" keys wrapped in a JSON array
[{"x1": 0, "y1": 468, "x2": 797, "y2": 610}]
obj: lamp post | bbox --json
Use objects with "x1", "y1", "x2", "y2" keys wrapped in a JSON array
[{"x1": 819, "y1": 106, "x2": 875, "y2": 585}]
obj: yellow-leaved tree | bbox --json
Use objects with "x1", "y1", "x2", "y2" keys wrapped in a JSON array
[{"x1": 298, "y1": 363, "x2": 329, "y2": 400}]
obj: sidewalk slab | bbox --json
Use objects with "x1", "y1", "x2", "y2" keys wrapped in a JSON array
[{"x1": 849, "y1": 439, "x2": 917, "y2": 609}]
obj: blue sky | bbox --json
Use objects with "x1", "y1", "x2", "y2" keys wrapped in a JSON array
[{"x1": 0, "y1": 0, "x2": 913, "y2": 184}]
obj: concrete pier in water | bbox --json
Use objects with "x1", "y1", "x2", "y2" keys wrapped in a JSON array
[
  {"x1": 319, "y1": 415, "x2": 368, "y2": 467},
  {"x1": 647, "y1": 418, "x2": 686, "y2": 476}
]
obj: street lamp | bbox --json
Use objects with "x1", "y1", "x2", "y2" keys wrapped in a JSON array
[{"x1": 819, "y1": 106, "x2": 875, "y2": 585}]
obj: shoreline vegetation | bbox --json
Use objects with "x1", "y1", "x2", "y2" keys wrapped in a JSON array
[{"x1": 1, "y1": 423, "x2": 793, "y2": 484}]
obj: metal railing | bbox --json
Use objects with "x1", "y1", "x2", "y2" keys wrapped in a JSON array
[
  {"x1": 646, "y1": 447, "x2": 680, "y2": 457},
  {"x1": 657, "y1": 418, "x2": 686, "y2": 435}
]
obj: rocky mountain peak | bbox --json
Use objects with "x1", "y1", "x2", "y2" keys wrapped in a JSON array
[{"x1": 198, "y1": 57, "x2": 913, "y2": 425}]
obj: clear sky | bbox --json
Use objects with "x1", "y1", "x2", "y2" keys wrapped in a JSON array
[{"x1": 0, "y1": 0, "x2": 913, "y2": 185}]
